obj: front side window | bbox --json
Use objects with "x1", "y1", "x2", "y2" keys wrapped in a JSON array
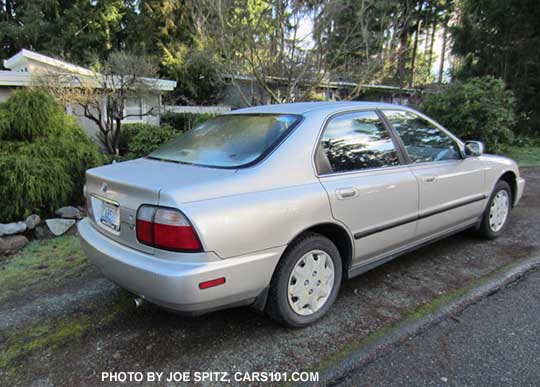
[
  {"x1": 318, "y1": 110, "x2": 400, "y2": 174},
  {"x1": 383, "y1": 110, "x2": 461, "y2": 163},
  {"x1": 150, "y1": 114, "x2": 300, "y2": 168}
]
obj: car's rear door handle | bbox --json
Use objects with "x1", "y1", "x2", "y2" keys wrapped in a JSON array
[
  {"x1": 336, "y1": 187, "x2": 358, "y2": 199},
  {"x1": 423, "y1": 176, "x2": 436, "y2": 183}
]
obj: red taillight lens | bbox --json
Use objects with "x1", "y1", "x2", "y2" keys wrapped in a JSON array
[{"x1": 136, "y1": 205, "x2": 202, "y2": 252}]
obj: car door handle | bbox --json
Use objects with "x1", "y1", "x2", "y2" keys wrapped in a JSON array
[
  {"x1": 336, "y1": 187, "x2": 358, "y2": 199},
  {"x1": 423, "y1": 176, "x2": 437, "y2": 183}
]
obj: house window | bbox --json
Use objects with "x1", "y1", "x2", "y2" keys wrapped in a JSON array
[{"x1": 125, "y1": 98, "x2": 143, "y2": 121}]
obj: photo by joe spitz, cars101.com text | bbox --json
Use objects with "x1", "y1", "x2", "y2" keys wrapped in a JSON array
[{"x1": 79, "y1": 101, "x2": 525, "y2": 328}]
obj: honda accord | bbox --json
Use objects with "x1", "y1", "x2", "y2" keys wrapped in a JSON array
[{"x1": 78, "y1": 102, "x2": 525, "y2": 327}]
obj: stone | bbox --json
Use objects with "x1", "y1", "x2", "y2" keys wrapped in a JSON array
[
  {"x1": 34, "y1": 224, "x2": 54, "y2": 239},
  {"x1": 24, "y1": 214, "x2": 41, "y2": 230},
  {"x1": 46, "y1": 218, "x2": 76, "y2": 236},
  {"x1": 0, "y1": 235, "x2": 29, "y2": 255},
  {"x1": 0, "y1": 221, "x2": 27, "y2": 236},
  {"x1": 55, "y1": 206, "x2": 82, "y2": 220}
]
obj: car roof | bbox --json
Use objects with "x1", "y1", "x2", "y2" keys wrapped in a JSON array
[{"x1": 226, "y1": 101, "x2": 406, "y2": 115}]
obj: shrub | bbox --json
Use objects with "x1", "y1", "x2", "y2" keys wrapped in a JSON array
[
  {"x1": 123, "y1": 123, "x2": 177, "y2": 158},
  {"x1": 1, "y1": 89, "x2": 65, "y2": 141},
  {"x1": 0, "y1": 104, "x2": 9, "y2": 135},
  {"x1": 161, "y1": 112, "x2": 216, "y2": 132},
  {"x1": 0, "y1": 90, "x2": 102, "y2": 222},
  {"x1": 0, "y1": 149, "x2": 73, "y2": 221},
  {"x1": 420, "y1": 77, "x2": 516, "y2": 153}
]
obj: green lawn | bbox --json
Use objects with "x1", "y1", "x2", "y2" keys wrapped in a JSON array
[
  {"x1": 504, "y1": 146, "x2": 540, "y2": 167},
  {"x1": 0, "y1": 235, "x2": 90, "y2": 303}
]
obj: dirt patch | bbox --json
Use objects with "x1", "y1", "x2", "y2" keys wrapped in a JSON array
[{"x1": 1, "y1": 168, "x2": 539, "y2": 386}]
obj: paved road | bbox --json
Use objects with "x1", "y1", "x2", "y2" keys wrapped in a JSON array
[{"x1": 337, "y1": 268, "x2": 540, "y2": 387}]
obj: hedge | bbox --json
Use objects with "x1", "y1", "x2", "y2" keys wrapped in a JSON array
[{"x1": 421, "y1": 77, "x2": 516, "y2": 153}]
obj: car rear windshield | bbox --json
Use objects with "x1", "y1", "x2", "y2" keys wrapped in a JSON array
[{"x1": 148, "y1": 114, "x2": 301, "y2": 168}]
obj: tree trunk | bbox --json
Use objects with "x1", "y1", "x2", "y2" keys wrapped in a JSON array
[
  {"x1": 114, "y1": 118, "x2": 122, "y2": 156},
  {"x1": 423, "y1": 5, "x2": 432, "y2": 53},
  {"x1": 397, "y1": 28, "x2": 410, "y2": 89},
  {"x1": 438, "y1": 17, "x2": 449, "y2": 85},
  {"x1": 427, "y1": 19, "x2": 437, "y2": 76},
  {"x1": 397, "y1": 1, "x2": 411, "y2": 90},
  {"x1": 409, "y1": 0, "x2": 425, "y2": 87}
]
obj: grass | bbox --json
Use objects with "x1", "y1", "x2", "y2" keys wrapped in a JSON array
[
  {"x1": 504, "y1": 146, "x2": 540, "y2": 167},
  {"x1": 0, "y1": 235, "x2": 90, "y2": 303}
]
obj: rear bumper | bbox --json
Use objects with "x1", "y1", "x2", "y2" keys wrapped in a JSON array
[
  {"x1": 78, "y1": 218, "x2": 285, "y2": 313},
  {"x1": 515, "y1": 177, "x2": 525, "y2": 206}
]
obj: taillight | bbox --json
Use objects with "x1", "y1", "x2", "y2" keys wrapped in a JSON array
[
  {"x1": 136, "y1": 205, "x2": 155, "y2": 245},
  {"x1": 136, "y1": 205, "x2": 202, "y2": 252}
]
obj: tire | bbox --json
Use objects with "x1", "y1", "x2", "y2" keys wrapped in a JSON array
[
  {"x1": 478, "y1": 180, "x2": 512, "y2": 239},
  {"x1": 266, "y1": 232, "x2": 342, "y2": 328}
]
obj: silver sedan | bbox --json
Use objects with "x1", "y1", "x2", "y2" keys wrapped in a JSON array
[{"x1": 78, "y1": 102, "x2": 525, "y2": 327}]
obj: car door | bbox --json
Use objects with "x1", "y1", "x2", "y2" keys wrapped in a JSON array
[
  {"x1": 381, "y1": 109, "x2": 486, "y2": 239},
  {"x1": 315, "y1": 110, "x2": 419, "y2": 266}
]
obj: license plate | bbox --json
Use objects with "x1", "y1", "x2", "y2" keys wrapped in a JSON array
[{"x1": 100, "y1": 201, "x2": 120, "y2": 231}]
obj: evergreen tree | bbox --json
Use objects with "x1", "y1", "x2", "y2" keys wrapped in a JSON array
[{"x1": 452, "y1": 0, "x2": 540, "y2": 133}]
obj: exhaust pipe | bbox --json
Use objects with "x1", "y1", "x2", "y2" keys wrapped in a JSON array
[{"x1": 133, "y1": 297, "x2": 144, "y2": 308}]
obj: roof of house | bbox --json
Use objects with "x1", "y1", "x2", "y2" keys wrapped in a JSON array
[
  {"x1": 4, "y1": 49, "x2": 96, "y2": 76},
  {"x1": 224, "y1": 74, "x2": 416, "y2": 93},
  {"x1": 0, "y1": 49, "x2": 176, "y2": 91}
]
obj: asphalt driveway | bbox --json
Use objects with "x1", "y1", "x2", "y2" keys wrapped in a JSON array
[
  {"x1": 336, "y1": 268, "x2": 540, "y2": 387},
  {"x1": 1, "y1": 167, "x2": 539, "y2": 386}
]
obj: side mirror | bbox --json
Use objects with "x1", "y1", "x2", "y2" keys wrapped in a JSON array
[{"x1": 464, "y1": 141, "x2": 484, "y2": 157}]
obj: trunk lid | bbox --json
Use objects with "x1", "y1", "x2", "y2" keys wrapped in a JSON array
[{"x1": 85, "y1": 158, "x2": 236, "y2": 254}]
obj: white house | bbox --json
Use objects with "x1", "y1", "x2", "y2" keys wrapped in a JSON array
[{"x1": 0, "y1": 49, "x2": 176, "y2": 138}]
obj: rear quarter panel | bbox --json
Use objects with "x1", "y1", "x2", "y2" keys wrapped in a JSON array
[{"x1": 163, "y1": 183, "x2": 334, "y2": 258}]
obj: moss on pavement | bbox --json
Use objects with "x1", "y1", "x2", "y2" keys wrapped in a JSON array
[{"x1": 0, "y1": 294, "x2": 132, "y2": 381}]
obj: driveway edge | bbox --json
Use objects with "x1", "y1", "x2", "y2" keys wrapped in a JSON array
[{"x1": 318, "y1": 256, "x2": 540, "y2": 386}]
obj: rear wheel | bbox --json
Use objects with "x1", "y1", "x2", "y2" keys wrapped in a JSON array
[
  {"x1": 266, "y1": 232, "x2": 342, "y2": 327},
  {"x1": 478, "y1": 180, "x2": 512, "y2": 239}
]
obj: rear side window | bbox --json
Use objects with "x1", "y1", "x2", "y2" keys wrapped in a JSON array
[
  {"x1": 317, "y1": 110, "x2": 400, "y2": 174},
  {"x1": 383, "y1": 110, "x2": 461, "y2": 163}
]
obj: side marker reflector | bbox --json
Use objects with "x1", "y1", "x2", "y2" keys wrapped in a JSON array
[{"x1": 199, "y1": 277, "x2": 226, "y2": 289}]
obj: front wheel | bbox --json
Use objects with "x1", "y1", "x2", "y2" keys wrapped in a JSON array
[
  {"x1": 478, "y1": 180, "x2": 512, "y2": 239},
  {"x1": 266, "y1": 232, "x2": 342, "y2": 327}
]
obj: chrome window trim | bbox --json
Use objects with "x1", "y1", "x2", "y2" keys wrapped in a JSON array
[
  {"x1": 316, "y1": 164, "x2": 411, "y2": 179},
  {"x1": 406, "y1": 158, "x2": 465, "y2": 168}
]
